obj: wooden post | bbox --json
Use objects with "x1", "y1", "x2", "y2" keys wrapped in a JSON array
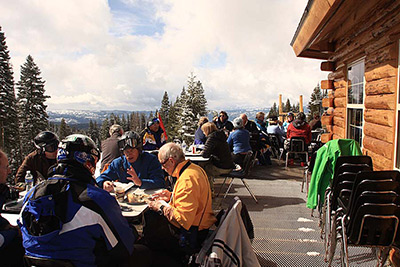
[
  {"x1": 279, "y1": 94, "x2": 283, "y2": 115},
  {"x1": 299, "y1": 95, "x2": 303, "y2": 112}
]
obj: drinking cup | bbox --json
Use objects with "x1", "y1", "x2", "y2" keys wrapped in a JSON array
[{"x1": 115, "y1": 186, "x2": 125, "y2": 202}]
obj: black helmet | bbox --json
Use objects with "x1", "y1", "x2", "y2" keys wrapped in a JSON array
[
  {"x1": 57, "y1": 134, "x2": 100, "y2": 175},
  {"x1": 34, "y1": 131, "x2": 59, "y2": 153},
  {"x1": 118, "y1": 131, "x2": 142, "y2": 152},
  {"x1": 147, "y1": 118, "x2": 160, "y2": 128},
  {"x1": 296, "y1": 112, "x2": 306, "y2": 122}
]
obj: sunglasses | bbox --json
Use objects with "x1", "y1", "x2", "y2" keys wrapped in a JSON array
[{"x1": 160, "y1": 157, "x2": 171, "y2": 166}]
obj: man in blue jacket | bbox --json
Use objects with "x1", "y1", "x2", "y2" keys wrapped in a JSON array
[
  {"x1": 18, "y1": 134, "x2": 151, "y2": 267},
  {"x1": 97, "y1": 131, "x2": 165, "y2": 192},
  {"x1": 140, "y1": 118, "x2": 166, "y2": 151}
]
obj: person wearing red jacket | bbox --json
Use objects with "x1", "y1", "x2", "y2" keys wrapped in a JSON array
[{"x1": 286, "y1": 112, "x2": 312, "y2": 145}]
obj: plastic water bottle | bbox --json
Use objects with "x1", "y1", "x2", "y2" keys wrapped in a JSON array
[
  {"x1": 25, "y1": 170, "x2": 33, "y2": 191},
  {"x1": 182, "y1": 140, "x2": 187, "y2": 152},
  {"x1": 208, "y1": 252, "x2": 221, "y2": 267}
]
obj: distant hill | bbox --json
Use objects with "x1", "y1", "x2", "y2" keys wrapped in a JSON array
[
  {"x1": 48, "y1": 110, "x2": 151, "y2": 125},
  {"x1": 48, "y1": 109, "x2": 273, "y2": 127},
  {"x1": 49, "y1": 107, "x2": 317, "y2": 130}
]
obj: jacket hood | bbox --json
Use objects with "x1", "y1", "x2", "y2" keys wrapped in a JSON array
[{"x1": 293, "y1": 119, "x2": 306, "y2": 129}]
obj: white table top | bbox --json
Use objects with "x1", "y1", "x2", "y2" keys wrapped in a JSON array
[{"x1": 186, "y1": 156, "x2": 210, "y2": 162}]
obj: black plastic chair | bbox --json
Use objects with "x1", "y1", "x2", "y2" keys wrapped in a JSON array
[
  {"x1": 267, "y1": 134, "x2": 284, "y2": 161},
  {"x1": 321, "y1": 158, "x2": 372, "y2": 251},
  {"x1": 327, "y1": 171, "x2": 400, "y2": 267},
  {"x1": 285, "y1": 137, "x2": 308, "y2": 168},
  {"x1": 217, "y1": 151, "x2": 258, "y2": 203},
  {"x1": 348, "y1": 203, "x2": 399, "y2": 245},
  {"x1": 24, "y1": 255, "x2": 75, "y2": 267},
  {"x1": 332, "y1": 156, "x2": 373, "y2": 183}
]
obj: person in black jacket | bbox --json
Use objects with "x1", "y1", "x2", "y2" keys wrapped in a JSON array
[
  {"x1": 15, "y1": 131, "x2": 59, "y2": 184},
  {"x1": 200, "y1": 122, "x2": 235, "y2": 192},
  {"x1": 213, "y1": 111, "x2": 234, "y2": 134},
  {"x1": 100, "y1": 124, "x2": 124, "y2": 172}
]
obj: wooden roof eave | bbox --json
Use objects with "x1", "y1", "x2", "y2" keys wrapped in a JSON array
[{"x1": 291, "y1": 0, "x2": 344, "y2": 59}]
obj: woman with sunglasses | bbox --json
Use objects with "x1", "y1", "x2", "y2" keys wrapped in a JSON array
[{"x1": 15, "y1": 131, "x2": 59, "y2": 184}]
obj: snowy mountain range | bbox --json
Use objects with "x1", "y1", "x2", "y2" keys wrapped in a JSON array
[
  {"x1": 48, "y1": 110, "x2": 145, "y2": 124},
  {"x1": 47, "y1": 108, "x2": 272, "y2": 125}
]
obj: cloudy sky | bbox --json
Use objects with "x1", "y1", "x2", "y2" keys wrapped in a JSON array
[{"x1": 1, "y1": 0, "x2": 326, "y2": 112}]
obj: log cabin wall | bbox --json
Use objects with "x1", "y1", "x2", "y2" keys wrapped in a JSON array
[{"x1": 321, "y1": 1, "x2": 400, "y2": 170}]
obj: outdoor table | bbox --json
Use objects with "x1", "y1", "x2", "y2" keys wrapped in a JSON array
[
  {"x1": 2, "y1": 190, "x2": 27, "y2": 214},
  {"x1": 185, "y1": 152, "x2": 210, "y2": 164},
  {"x1": 117, "y1": 187, "x2": 162, "y2": 219}
]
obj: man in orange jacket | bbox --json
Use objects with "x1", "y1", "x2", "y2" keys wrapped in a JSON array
[{"x1": 143, "y1": 143, "x2": 216, "y2": 264}]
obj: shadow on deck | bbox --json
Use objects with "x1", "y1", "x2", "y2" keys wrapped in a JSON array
[{"x1": 212, "y1": 158, "x2": 379, "y2": 267}]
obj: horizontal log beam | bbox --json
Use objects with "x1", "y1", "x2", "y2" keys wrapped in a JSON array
[
  {"x1": 321, "y1": 61, "x2": 336, "y2": 71},
  {"x1": 363, "y1": 148, "x2": 393, "y2": 171},
  {"x1": 322, "y1": 98, "x2": 334, "y2": 108},
  {"x1": 321, "y1": 80, "x2": 334, "y2": 89},
  {"x1": 364, "y1": 109, "x2": 394, "y2": 127},
  {"x1": 363, "y1": 135, "x2": 393, "y2": 159},
  {"x1": 364, "y1": 121, "x2": 393, "y2": 143},
  {"x1": 365, "y1": 94, "x2": 395, "y2": 110}
]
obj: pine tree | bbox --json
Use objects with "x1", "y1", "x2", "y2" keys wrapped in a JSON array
[
  {"x1": 87, "y1": 120, "x2": 100, "y2": 146},
  {"x1": 93, "y1": 121, "x2": 100, "y2": 148},
  {"x1": 268, "y1": 102, "x2": 278, "y2": 118},
  {"x1": 167, "y1": 101, "x2": 178, "y2": 139},
  {"x1": 175, "y1": 86, "x2": 195, "y2": 143},
  {"x1": 17, "y1": 55, "x2": 49, "y2": 156},
  {"x1": 121, "y1": 114, "x2": 128, "y2": 131},
  {"x1": 100, "y1": 118, "x2": 110, "y2": 140},
  {"x1": 88, "y1": 120, "x2": 95, "y2": 140},
  {"x1": 160, "y1": 91, "x2": 170, "y2": 128},
  {"x1": 0, "y1": 27, "x2": 22, "y2": 178},
  {"x1": 185, "y1": 73, "x2": 207, "y2": 125},
  {"x1": 307, "y1": 84, "x2": 322, "y2": 120},
  {"x1": 58, "y1": 118, "x2": 71, "y2": 140},
  {"x1": 129, "y1": 112, "x2": 140, "y2": 132},
  {"x1": 284, "y1": 99, "x2": 291, "y2": 113},
  {"x1": 109, "y1": 113, "x2": 120, "y2": 125},
  {"x1": 294, "y1": 103, "x2": 300, "y2": 113},
  {"x1": 139, "y1": 113, "x2": 147, "y2": 131}
]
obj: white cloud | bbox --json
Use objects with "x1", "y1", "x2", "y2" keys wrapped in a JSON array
[{"x1": 1, "y1": 0, "x2": 326, "y2": 112}]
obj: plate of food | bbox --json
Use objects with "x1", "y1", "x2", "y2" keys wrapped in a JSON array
[{"x1": 127, "y1": 192, "x2": 152, "y2": 204}]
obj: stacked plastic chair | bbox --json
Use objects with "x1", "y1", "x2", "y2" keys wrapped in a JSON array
[
  {"x1": 324, "y1": 164, "x2": 400, "y2": 266},
  {"x1": 320, "y1": 155, "x2": 373, "y2": 264}
]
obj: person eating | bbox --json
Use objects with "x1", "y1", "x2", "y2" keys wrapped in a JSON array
[
  {"x1": 96, "y1": 131, "x2": 165, "y2": 192},
  {"x1": 142, "y1": 143, "x2": 216, "y2": 265}
]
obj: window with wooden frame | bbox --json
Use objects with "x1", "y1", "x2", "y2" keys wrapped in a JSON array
[{"x1": 347, "y1": 59, "x2": 365, "y2": 147}]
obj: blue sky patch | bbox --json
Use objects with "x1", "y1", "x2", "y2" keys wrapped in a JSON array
[
  {"x1": 108, "y1": 0, "x2": 166, "y2": 37},
  {"x1": 195, "y1": 49, "x2": 227, "y2": 69}
]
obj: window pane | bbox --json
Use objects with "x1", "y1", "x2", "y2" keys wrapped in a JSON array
[
  {"x1": 348, "y1": 108, "x2": 363, "y2": 146},
  {"x1": 348, "y1": 61, "x2": 364, "y2": 104}
]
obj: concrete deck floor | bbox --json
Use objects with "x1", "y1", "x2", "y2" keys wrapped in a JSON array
[{"x1": 212, "y1": 158, "x2": 383, "y2": 267}]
